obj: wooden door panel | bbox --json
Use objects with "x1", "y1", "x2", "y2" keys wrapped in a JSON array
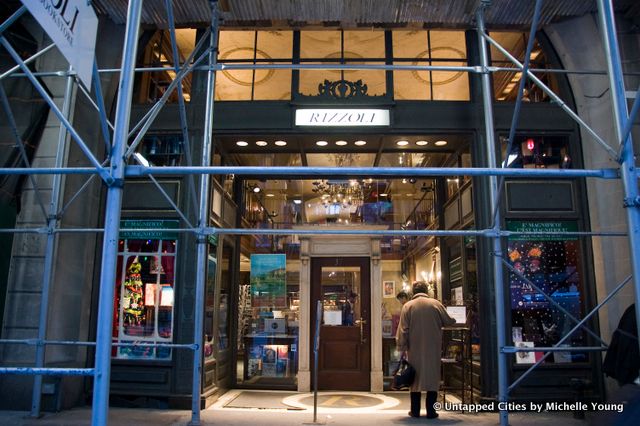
[
  {"x1": 311, "y1": 257, "x2": 370, "y2": 391},
  {"x1": 321, "y1": 340, "x2": 360, "y2": 369}
]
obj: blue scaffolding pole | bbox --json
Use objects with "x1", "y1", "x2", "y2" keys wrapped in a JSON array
[
  {"x1": 91, "y1": 1, "x2": 143, "y2": 425},
  {"x1": 475, "y1": 4, "x2": 509, "y2": 426},
  {"x1": 597, "y1": 0, "x2": 640, "y2": 365},
  {"x1": 191, "y1": 2, "x2": 220, "y2": 424}
]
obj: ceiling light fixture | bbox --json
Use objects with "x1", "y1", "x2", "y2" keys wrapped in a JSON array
[
  {"x1": 256, "y1": 140, "x2": 268, "y2": 146},
  {"x1": 416, "y1": 140, "x2": 428, "y2": 146},
  {"x1": 354, "y1": 140, "x2": 367, "y2": 146},
  {"x1": 335, "y1": 140, "x2": 348, "y2": 146},
  {"x1": 316, "y1": 140, "x2": 328, "y2": 146},
  {"x1": 396, "y1": 140, "x2": 409, "y2": 146},
  {"x1": 435, "y1": 140, "x2": 448, "y2": 146},
  {"x1": 266, "y1": 193, "x2": 275, "y2": 197},
  {"x1": 293, "y1": 199, "x2": 302, "y2": 204},
  {"x1": 236, "y1": 140, "x2": 248, "y2": 147},
  {"x1": 252, "y1": 186, "x2": 261, "y2": 193},
  {"x1": 275, "y1": 140, "x2": 287, "y2": 146}
]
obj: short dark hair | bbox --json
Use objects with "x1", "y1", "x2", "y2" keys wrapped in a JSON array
[
  {"x1": 396, "y1": 290, "x2": 409, "y2": 300},
  {"x1": 412, "y1": 281, "x2": 429, "y2": 295}
]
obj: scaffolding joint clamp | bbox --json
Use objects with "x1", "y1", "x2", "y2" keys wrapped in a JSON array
[
  {"x1": 623, "y1": 196, "x2": 640, "y2": 207},
  {"x1": 106, "y1": 178, "x2": 125, "y2": 188}
]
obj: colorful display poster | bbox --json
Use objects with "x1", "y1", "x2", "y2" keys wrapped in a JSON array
[{"x1": 250, "y1": 254, "x2": 286, "y2": 307}]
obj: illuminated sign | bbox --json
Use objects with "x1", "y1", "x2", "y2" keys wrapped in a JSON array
[{"x1": 295, "y1": 109, "x2": 390, "y2": 127}]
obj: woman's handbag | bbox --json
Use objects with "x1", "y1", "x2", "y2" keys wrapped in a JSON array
[{"x1": 391, "y1": 357, "x2": 416, "y2": 390}]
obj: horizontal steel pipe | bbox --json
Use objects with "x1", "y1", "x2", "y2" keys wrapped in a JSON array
[
  {"x1": 0, "y1": 227, "x2": 629, "y2": 238},
  {"x1": 502, "y1": 346, "x2": 607, "y2": 353},
  {"x1": 125, "y1": 165, "x2": 619, "y2": 179},
  {"x1": 112, "y1": 342, "x2": 197, "y2": 349},
  {"x1": 0, "y1": 368, "x2": 94, "y2": 376},
  {"x1": 0, "y1": 166, "x2": 619, "y2": 179},
  {"x1": 0, "y1": 339, "x2": 95, "y2": 346}
]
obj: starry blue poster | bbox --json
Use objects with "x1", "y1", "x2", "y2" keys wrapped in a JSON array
[{"x1": 506, "y1": 220, "x2": 584, "y2": 355}]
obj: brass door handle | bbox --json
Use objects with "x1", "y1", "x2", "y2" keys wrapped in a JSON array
[{"x1": 355, "y1": 318, "x2": 367, "y2": 344}]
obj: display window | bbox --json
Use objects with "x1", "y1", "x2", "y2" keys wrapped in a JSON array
[
  {"x1": 507, "y1": 220, "x2": 586, "y2": 364},
  {"x1": 236, "y1": 249, "x2": 299, "y2": 386},
  {"x1": 204, "y1": 249, "x2": 217, "y2": 362},
  {"x1": 113, "y1": 236, "x2": 177, "y2": 360}
]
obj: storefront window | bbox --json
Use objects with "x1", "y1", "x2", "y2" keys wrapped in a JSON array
[
  {"x1": 217, "y1": 242, "x2": 233, "y2": 352},
  {"x1": 135, "y1": 134, "x2": 183, "y2": 167},
  {"x1": 134, "y1": 29, "x2": 196, "y2": 104},
  {"x1": 501, "y1": 135, "x2": 572, "y2": 169},
  {"x1": 299, "y1": 31, "x2": 386, "y2": 97},
  {"x1": 236, "y1": 252, "x2": 299, "y2": 386},
  {"x1": 393, "y1": 30, "x2": 469, "y2": 101},
  {"x1": 507, "y1": 220, "x2": 586, "y2": 364},
  {"x1": 204, "y1": 248, "x2": 217, "y2": 362},
  {"x1": 490, "y1": 32, "x2": 560, "y2": 102},
  {"x1": 113, "y1": 221, "x2": 178, "y2": 360},
  {"x1": 216, "y1": 30, "x2": 293, "y2": 101},
  {"x1": 381, "y1": 261, "x2": 408, "y2": 386}
]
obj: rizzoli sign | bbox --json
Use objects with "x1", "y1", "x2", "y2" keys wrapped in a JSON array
[{"x1": 295, "y1": 109, "x2": 390, "y2": 127}]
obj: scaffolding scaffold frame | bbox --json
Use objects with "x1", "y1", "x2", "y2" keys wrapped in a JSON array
[{"x1": 0, "y1": 1, "x2": 638, "y2": 425}]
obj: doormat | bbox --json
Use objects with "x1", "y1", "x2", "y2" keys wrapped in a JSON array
[{"x1": 223, "y1": 391, "x2": 304, "y2": 410}]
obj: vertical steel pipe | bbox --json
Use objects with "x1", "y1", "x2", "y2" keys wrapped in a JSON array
[
  {"x1": 597, "y1": 0, "x2": 640, "y2": 362},
  {"x1": 191, "y1": 2, "x2": 220, "y2": 424},
  {"x1": 91, "y1": 2, "x2": 143, "y2": 425},
  {"x1": 30, "y1": 67, "x2": 75, "y2": 418},
  {"x1": 476, "y1": 5, "x2": 509, "y2": 426},
  {"x1": 493, "y1": 0, "x2": 543, "y2": 225}
]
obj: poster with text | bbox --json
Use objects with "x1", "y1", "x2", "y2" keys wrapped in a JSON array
[{"x1": 251, "y1": 254, "x2": 286, "y2": 307}]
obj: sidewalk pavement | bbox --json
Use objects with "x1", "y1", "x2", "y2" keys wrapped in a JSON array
[
  {"x1": 1, "y1": 386, "x2": 638, "y2": 426},
  {"x1": 0, "y1": 407, "x2": 592, "y2": 426}
]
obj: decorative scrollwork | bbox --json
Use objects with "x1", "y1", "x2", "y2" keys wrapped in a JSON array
[{"x1": 317, "y1": 79, "x2": 369, "y2": 99}]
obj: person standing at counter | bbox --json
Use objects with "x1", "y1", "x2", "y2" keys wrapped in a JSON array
[
  {"x1": 396, "y1": 281, "x2": 456, "y2": 419},
  {"x1": 342, "y1": 291, "x2": 358, "y2": 326},
  {"x1": 396, "y1": 290, "x2": 410, "y2": 306}
]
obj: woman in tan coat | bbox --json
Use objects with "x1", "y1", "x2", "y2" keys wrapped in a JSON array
[{"x1": 396, "y1": 281, "x2": 456, "y2": 418}]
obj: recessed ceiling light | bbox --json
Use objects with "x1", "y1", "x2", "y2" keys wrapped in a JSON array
[
  {"x1": 335, "y1": 140, "x2": 348, "y2": 146},
  {"x1": 416, "y1": 140, "x2": 428, "y2": 146},
  {"x1": 354, "y1": 140, "x2": 367, "y2": 146},
  {"x1": 406, "y1": 193, "x2": 414, "y2": 196},
  {"x1": 435, "y1": 140, "x2": 448, "y2": 146},
  {"x1": 275, "y1": 140, "x2": 287, "y2": 146},
  {"x1": 236, "y1": 140, "x2": 248, "y2": 147},
  {"x1": 396, "y1": 140, "x2": 409, "y2": 146},
  {"x1": 316, "y1": 140, "x2": 328, "y2": 146},
  {"x1": 380, "y1": 193, "x2": 388, "y2": 197},
  {"x1": 266, "y1": 193, "x2": 275, "y2": 197},
  {"x1": 252, "y1": 186, "x2": 261, "y2": 193},
  {"x1": 256, "y1": 140, "x2": 268, "y2": 146},
  {"x1": 293, "y1": 199, "x2": 302, "y2": 204}
]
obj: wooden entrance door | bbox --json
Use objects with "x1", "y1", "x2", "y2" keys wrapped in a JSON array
[{"x1": 310, "y1": 257, "x2": 371, "y2": 390}]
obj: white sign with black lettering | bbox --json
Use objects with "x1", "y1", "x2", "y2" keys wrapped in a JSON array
[
  {"x1": 21, "y1": 0, "x2": 98, "y2": 87},
  {"x1": 295, "y1": 108, "x2": 390, "y2": 127}
]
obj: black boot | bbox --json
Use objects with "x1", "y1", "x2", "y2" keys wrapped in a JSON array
[
  {"x1": 409, "y1": 391, "x2": 421, "y2": 417},
  {"x1": 426, "y1": 391, "x2": 439, "y2": 419}
]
